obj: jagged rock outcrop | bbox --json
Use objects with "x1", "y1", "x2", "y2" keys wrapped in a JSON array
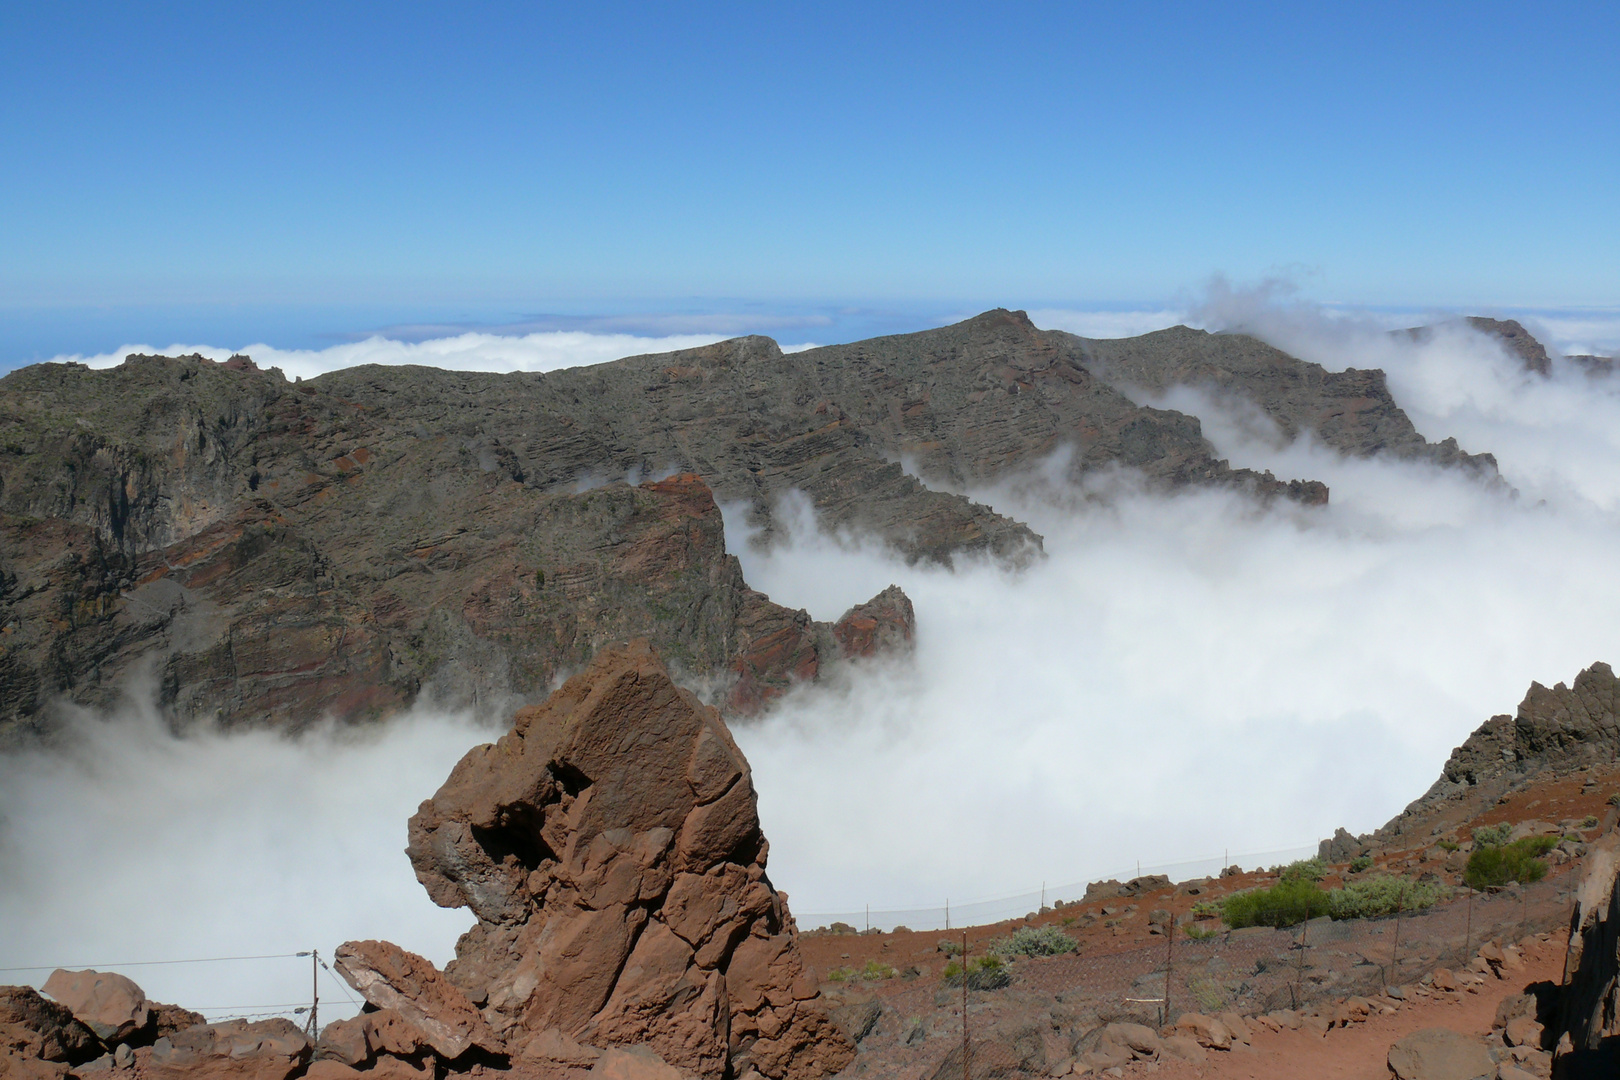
[
  {"x1": 1323, "y1": 662, "x2": 1620, "y2": 852},
  {"x1": 0, "y1": 985, "x2": 104, "y2": 1066},
  {"x1": 404, "y1": 639, "x2": 853, "y2": 1080},
  {"x1": 1072, "y1": 324, "x2": 1498, "y2": 474},
  {"x1": 829, "y1": 585, "x2": 914, "y2": 660},
  {"x1": 1415, "y1": 663, "x2": 1620, "y2": 809},
  {"x1": 1465, "y1": 317, "x2": 1553, "y2": 376}
]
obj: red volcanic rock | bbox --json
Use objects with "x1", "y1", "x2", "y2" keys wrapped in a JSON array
[
  {"x1": 407, "y1": 640, "x2": 853, "y2": 1080},
  {"x1": 139, "y1": 1018, "x2": 311, "y2": 1080},
  {"x1": 332, "y1": 941, "x2": 502, "y2": 1060},
  {"x1": 832, "y1": 585, "x2": 915, "y2": 659},
  {"x1": 0, "y1": 985, "x2": 104, "y2": 1064},
  {"x1": 40, "y1": 970, "x2": 148, "y2": 1045}
]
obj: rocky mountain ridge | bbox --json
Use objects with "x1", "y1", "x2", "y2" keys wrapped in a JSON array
[{"x1": 0, "y1": 309, "x2": 1508, "y2": 738}]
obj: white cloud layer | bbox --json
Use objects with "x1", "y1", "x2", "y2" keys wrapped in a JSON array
[
  {"x1": 0, "y1": 705, "x2": 484, "y2": 1022},
  {"x1": 51, "y1": 331, "x2": 732, "y2": 381}
]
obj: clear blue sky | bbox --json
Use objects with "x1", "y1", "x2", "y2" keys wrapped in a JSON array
[{"x1": 2, "y1": 2, "x2": 1616, "y2": 359}]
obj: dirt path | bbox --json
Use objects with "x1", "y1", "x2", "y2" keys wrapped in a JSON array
[{"x1": 1145, "y1": 932, "x2": 1567, "y2": 1079}]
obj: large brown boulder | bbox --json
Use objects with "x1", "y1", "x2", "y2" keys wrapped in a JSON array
[
  {"x1": 40, "y1": 970, "x2": 148, "y2": 1045},
  {"x1": 407, "y1": 639, "x2": 853, "y2": 1080},
  {"x1": 1385, "y1": 1027, "x2": 1494, "y2": 1080}
]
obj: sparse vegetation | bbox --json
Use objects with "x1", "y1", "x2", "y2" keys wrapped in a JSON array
[
  {"x1": 1437, "y1": 839, "x2": 1460, "y2": 853},
  {"x1": 1182, "y1": 922, "x2": 1219, "y2": 940},
  {"x1": 1350, "y1": 855, "x2": 1374, "y2": 872},
  {"x1": 826, "y1": 966, "x2": 854, "y2": 981},
  {"x1": 1189, "y1": 899, "x2": 1222, "y2": 920},
  {"x1": 990, "y1": 925, "x2": 1077, "y2": 958},
  {"x1": 1271, "y1": 857, "x2": 1327, "y2": 883},
  {"x1": 936, "y1": 938, "x2": 962, "y2": 957},
  {"x1": 1609, "y1": 793, "x2": 1620, "y2": 807},
  {"x1": 1582, "y1": 815, "x2": 1599, "y2": 828},
  {"x1": 1328, "y1": 876, "x2": 1449, "y2": 919},
  {"x1": 857, "y1": 960, "x2": 897, "y2": 980},
  {"x1": 1464, "y1": 835, "x2": 1556, "y2": 889},
  {"x1": 942, "y1": 954, "x2": 1011, "y2": 990},
  {"x1": 1220, "y1": 870, "x2": 1448, "y2": 928},
  {"x1": 1472, "y1": 822, "x2": 1514, "y2": 847}
]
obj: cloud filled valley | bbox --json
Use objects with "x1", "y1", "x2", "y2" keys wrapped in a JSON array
[{"x1": 5, "y1": 302, "x2": 1620, "y2": 1017}]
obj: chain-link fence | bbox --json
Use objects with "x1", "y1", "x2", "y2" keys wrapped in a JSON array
[{"x1": 993, "y1": 871, "x2": 1575, "y2": 1024}]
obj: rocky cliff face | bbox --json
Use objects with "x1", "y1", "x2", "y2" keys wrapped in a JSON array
[
  {"x1": 2, "y1": 309, "x2": 1501, "y2": 736},
  {"x1": 1072, "y1": 325, "x2": 1498, "y2": 473}
]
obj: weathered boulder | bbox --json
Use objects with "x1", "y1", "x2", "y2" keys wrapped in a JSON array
[
  {"x1": 406, "y1": 639, "x2": 853, "y2": 1080},
  {"x1": 1174, "y1": 1013, "x2": 1230, "y2": 1050},
  {"x1": 1385, "y1": 1027, "x2": 1494, "y2": 1080},
  {"x1": 40, "y1": 971, "x2": 148, "y2": 1045},
  {"x1": 332, "y1": 940, "x2": 502, "y2": 1061},
  {"x1": 138, "y1": 1018, "x2": 311, "y2": 1080},
  {"x1": 0, "y1": 986, "x2": 104, "y2": 1064}
]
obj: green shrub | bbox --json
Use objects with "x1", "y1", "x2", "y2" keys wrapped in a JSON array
[
  {"x1": 1349, "y1": 855, "x2": 1374, "y2": 873},
  {"x1": 1272, "y1": 857, "x2": 1327, "y2": 883},
  {"x1": 1464, "y1": 836, "x2": 1556, "y2": 889},
  {"x1": 1437, "y1": 839, "x2": 1459, "y2": 853},
  {"x1": 1472, "y1": 822, "x2": 1514, "y2": 847},
  {"x1": 858, "y1": 960, "x2": 897, "y2": 980},
  {"x1": 1609, "y1": 793, "x2": 1620, "y2": 807},
  {"x1": 1190, "y1": 899, "x2": 1222, "y2": 919},
  {"x1": 1221, "y1": 878, "x2": 1331, "y2": 928},
  {"x1": 991, "y1": 925, "x2": 1078, "y2": 958},
  {"x1": 1327, "y1": 876, "x2": 1449, "y2": 919},
  {"x1": 827, "y1": 966, "x2": 854, "y2": 981},
  {"x1": 1583, "y1": 815, "x2": 1600, "y2": 828},
  {"x1": 1182, "y1": 923, "x2": 1219, "y2": 940}
]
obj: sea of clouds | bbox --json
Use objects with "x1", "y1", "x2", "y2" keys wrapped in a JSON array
[{"x1": 6, "y1": 294, "x2": 1620, "y2": 1013}]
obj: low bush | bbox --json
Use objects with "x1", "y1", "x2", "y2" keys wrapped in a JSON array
[
  {"x1": 1328, "y1": 876, "x2": 1449, "y2": 919},
  {"x1": 1221, "y1": 878, "x2": 1331, "y2": 928},
  {"x1": 827, "y1": 966, "x2": 854, "y2": 981},
  {"x1": 991, "y1": 925, "x2": 1077, "y2": 958},
  {"x1": 1472, "y1": 822, "x2": 1513, "y2": 847},
  {"x1": 858, "y1": 960, "x2": 897, "y2": 980},
  {"x1": 1182, "y1": 923, "x2": 1219, "y2": 940},
  {"x1": 1349, "y1": 855, "x2": 1374, "y2": 873},
  {"x1": 1583, "y1": 815, "x2": 1600, "y2": 828},
  {"x1": 1464, "y1": 835, "x2": 1556, "y2": 889}
]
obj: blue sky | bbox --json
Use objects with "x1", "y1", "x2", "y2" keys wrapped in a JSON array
[{"x1": 2, "y1": 2, "x2": 1616, "y2": 362}]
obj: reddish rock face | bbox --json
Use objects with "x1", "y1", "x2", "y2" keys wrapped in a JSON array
[
  {"x1": 332, "y1": 941, "x2": 502, "y2": 1061},
  {"x1": 407, "y1": 640, "x2": 853, "y2": 1080},
  {"x1": 831, "y1": 585, "x2": 916, "y2": 660}
]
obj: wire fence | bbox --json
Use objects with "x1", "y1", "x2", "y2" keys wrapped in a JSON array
[{"x1": 795, "y1": 843, "x2": 1320, "y2": 932}]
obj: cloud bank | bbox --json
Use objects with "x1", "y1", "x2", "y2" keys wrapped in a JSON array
[
  {"x1": 0, "y1": 704, "x2": 484, "y2": 1022},
  {"x1": 729, "y1": 306, "x2": 1620, "y2": 924}
]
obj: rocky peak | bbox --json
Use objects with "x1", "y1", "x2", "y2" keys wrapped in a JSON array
[
  {"x1": 405, "y1": 639, "x2": 853, "y2": 1080},
  {"x1": 1466, "y1": 317, "x2": 1553, "y2": 376}
]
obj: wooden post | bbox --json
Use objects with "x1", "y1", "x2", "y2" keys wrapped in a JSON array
[
  {"x1": 309, "y1": 950, "x2": 319, "y2": 1037},
  {"x1": 1390, "y1": 889, "x2": 1404, "y2": 987}
]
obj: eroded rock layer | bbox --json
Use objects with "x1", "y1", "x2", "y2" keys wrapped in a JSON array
[{"x1": 406, "y1": 639, "x2": 853, "y2": 1080}]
